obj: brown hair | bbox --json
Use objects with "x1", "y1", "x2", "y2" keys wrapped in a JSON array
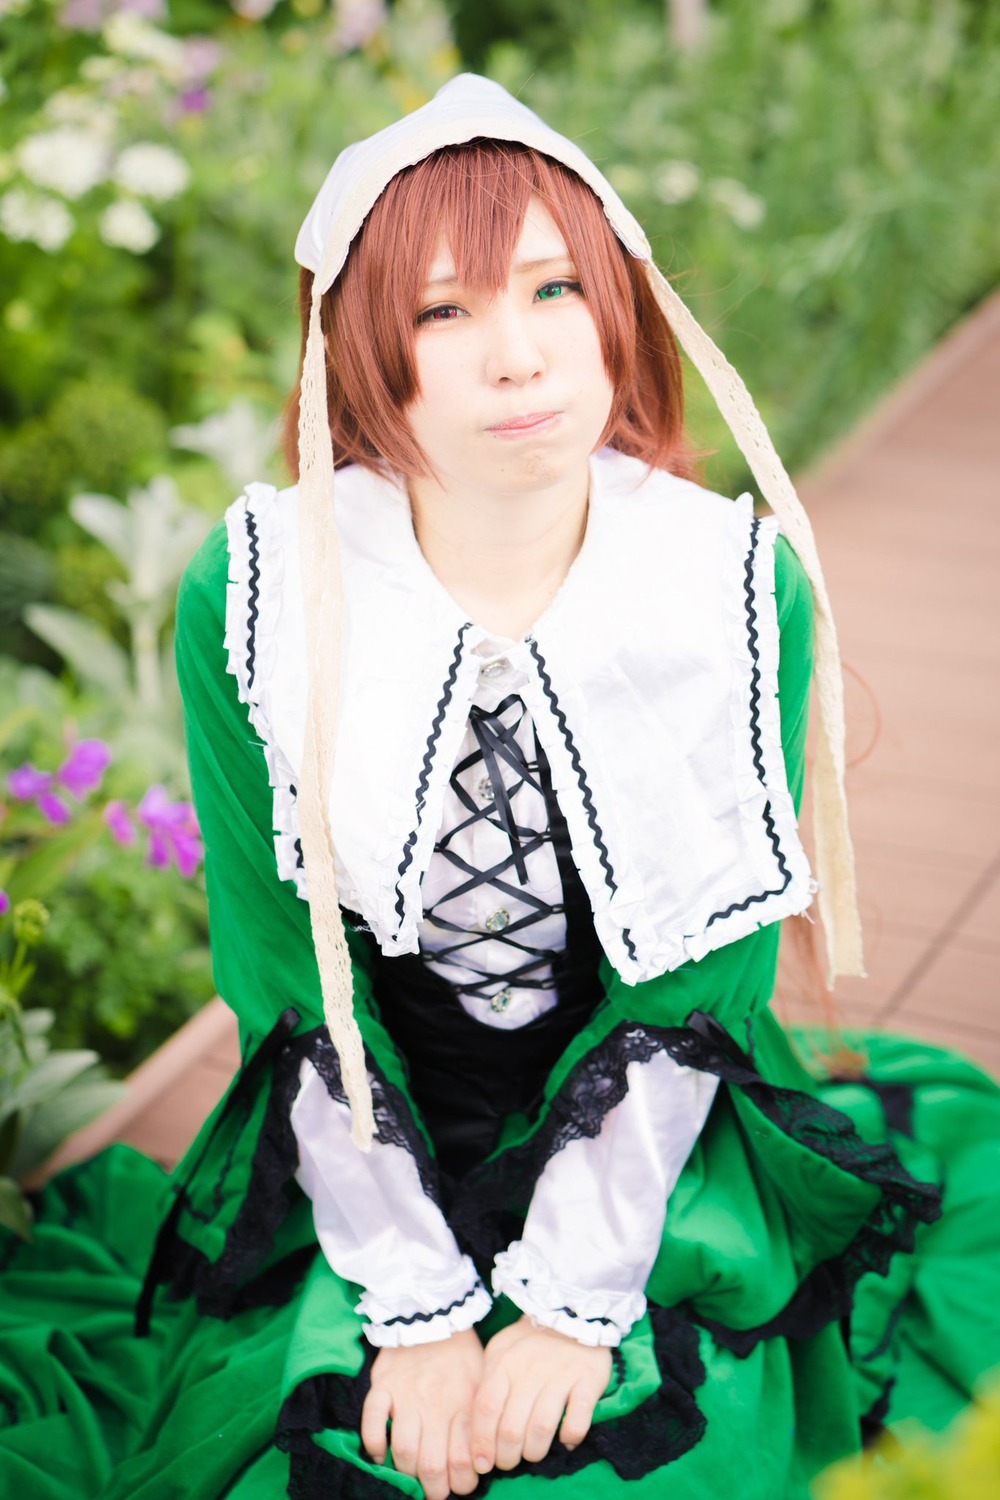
[{"x1": 284, "y1": 140, "x2": 694, "y2": 480}]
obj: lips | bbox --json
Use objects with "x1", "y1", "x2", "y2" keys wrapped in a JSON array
[{"x1": 487, "y1": 411, "x2": 562, "y2": 434}]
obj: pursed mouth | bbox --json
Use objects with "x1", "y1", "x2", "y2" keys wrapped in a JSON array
[{"x1": 487, "y1": 411, "x2": 562, "y2": 433}]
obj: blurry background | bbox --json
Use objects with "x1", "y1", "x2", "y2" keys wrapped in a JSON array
[{"x1": 0, "y1": 0, "x2": 997, "y2": 1079}]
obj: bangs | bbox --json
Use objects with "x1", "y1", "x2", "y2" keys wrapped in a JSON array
[{"x1": 285, "y1": 141, "x2": 692, "y2": 481}]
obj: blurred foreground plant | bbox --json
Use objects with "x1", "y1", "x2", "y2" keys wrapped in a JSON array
[
  {"x1": 814, "y1": 1375, "x2": 1000, "y2": 1498},
  {"x1": 0, "y1": 894, "x2": 124, "y2": 1240}
]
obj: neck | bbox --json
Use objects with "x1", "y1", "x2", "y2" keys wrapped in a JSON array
[{"x1": 408, "y1": 464, "x2": 590, "y2": 638}]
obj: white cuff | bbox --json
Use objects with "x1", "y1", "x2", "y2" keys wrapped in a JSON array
[
  {"x1": 492, "y1": 1239, "x2": 641, "y2": 1347},
  {"x1": 291, "y1": 1058, "x2": 493, "y2": 1346},
  {"x1": 361, "y1": 1266, "x2": 492, "y2": 1347}
]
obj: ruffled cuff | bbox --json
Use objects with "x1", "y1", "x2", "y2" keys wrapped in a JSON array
[
  {"x1": 492, "y1": 1240, "x2": 645, "y2": 1348},
  {"x1": 360, "y1": 1261, "x2": 493, "y2": 1347}
]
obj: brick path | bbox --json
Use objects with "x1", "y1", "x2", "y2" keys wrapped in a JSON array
[{"x1": 42, "y1": 289, "x2": 1000, "y2": 1177}]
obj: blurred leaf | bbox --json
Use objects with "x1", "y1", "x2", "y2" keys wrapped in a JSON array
[
  {"x1": 0, "y1": 1176, "x2": 33, "y2": 1241},
  {"x1": 11, "y1": 1074, "x2": 125, "y2": 1178},
  {"x1": 24, "y1": 604, "x2": 130, "y2": 698}
]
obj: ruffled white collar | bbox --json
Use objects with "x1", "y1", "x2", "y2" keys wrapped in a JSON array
[{"x1": 223, "y1": 448, "x2": 814, "y2": 985}]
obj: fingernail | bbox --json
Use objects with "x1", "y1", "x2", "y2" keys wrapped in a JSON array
[
  {"x1": 474, "y1": 1457, "x2": 490, "y2": 1473},
  {"x1": 564, "y1": 1444, "x2": 577, "y2": 1452}
]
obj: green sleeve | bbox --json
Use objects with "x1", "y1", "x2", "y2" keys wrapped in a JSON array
[
  {"x1": 176, "y1": 521, "x2": 329, "y2": 1050},
  {"x1": 603, "y1": 531, "x2": 815, "y2": 1037}
]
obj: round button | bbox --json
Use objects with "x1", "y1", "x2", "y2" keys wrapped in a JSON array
[
  {"x1": 485, "y1": 908, "x2": 510, "y2": 934},
  {"x1": 477, "y1": 775, "x2": 495, "y2": 802},
  {"x1": 489, "y1": 988, "x2": 513, "y2": 1014},
  {"x1": 479, "y1": 657, "x2": 510, "y2": 680}
]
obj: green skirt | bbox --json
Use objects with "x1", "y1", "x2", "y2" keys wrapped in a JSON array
[{"x1": 2, "y1": 1022, "x2": 1000, "y2": 1500}]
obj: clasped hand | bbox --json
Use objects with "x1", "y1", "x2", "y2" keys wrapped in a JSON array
[{"x1": 361, "y1": 1317, "x2": 612, "y2": 1500}]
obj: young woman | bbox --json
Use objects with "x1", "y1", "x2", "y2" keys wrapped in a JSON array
[{"x1": 2, "y1": 73, "x2": 999, "y2": 1500}]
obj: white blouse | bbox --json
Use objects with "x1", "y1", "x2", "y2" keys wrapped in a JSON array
[
  {"x1": 291, "y1": 656, "x2": 718, "y2": 1349},
  {"x1": 221, "y1": 449, "x2": 814, "y2": 1348}
]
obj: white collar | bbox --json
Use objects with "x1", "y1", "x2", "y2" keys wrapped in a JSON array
[{"x1": 224, "y1": 449, "x2": 814, "y2": 984}]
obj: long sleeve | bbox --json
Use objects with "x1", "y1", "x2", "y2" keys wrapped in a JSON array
[{"x1": 494, "y1": 533, "x2": 815, "y2": 1344}]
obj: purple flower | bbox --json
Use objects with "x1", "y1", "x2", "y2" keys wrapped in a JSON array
[
  {"x1": 8, "y1": 763, "x2": 53, "y2": 801},
  {"x1": 37, "y1": 791, "x2": 72, "y2": 826},
  {"x1": 178, "y1": 87, "x2": 212, "y2": 116},
  {"x1": 0, "y1": 891, "x2": 10, "y2": 917},
  {"x1": 57, "y1": 738, "x2": 111, "y2": 799},
  {"x1": 137, "y1": 785, "x2": 203, "y2": 877},
  {"x1": 104, "y1": 799, "x2": 137, "y2": 846}
]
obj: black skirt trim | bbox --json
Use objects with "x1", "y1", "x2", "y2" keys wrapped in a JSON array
[
  {"x1": 142, "y1": 1019, "x2": 444, "y2": 1324},
  {"x1": 448, "y1": 1011, "x2": 941, "y2": 1358},
  {"x1": 276, "y1": 1304, "x2": 707, "y2": 1496}
]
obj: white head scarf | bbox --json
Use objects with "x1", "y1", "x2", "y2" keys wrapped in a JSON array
[{"x1": 292, "y1": 74, "x2": 864, "y2": 1148}]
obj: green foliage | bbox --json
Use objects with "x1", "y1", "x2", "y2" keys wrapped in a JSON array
[
  {"x1": 33, "y1": 848, "x2": 213, "y2": 1068},
  {"x1": 0, "y1": 903, "x2": 125, "y2": 1238},
  {"x1": 814, "y1": 1378, "x2": 1000, "y2": 1499},
  {"x1": 489, "y1": 0, "x2": 1000, "y2": 491}
]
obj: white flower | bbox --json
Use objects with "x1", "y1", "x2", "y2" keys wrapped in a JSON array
[
  {"x1": 708, "y1": 177, "x2": 766, "y2": 231},
  {"x1": 46, "y1": 89, "x2": 118, "y2": 142},
  {"x1": 330, "y1": 0, "x2": 386, "y2": 53},
  {"x1": 99, "y1": 198, "x2": 159, "y2": 253},
  {"x1": 171, "y1": 401, "x2": 278, "y2": 491},
  {"x1": 114, "y1": 143, "x2": 190, "y2": 201},
  {"x1": 103, "y1": 13, "x2": 187, "y2": 79},
  {"x1": 18, "y1": 127, "x2": 110, "y2": 199},
  {"x1": 0, "y1": 188, "x2": 75, "y2": 251},
  {"x1": 654, "y1": 160, "x2": 700, "y2": 206}
]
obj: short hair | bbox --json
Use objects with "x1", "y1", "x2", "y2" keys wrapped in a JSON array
[{"x1": 284, "y1": 140, "x2": 693, "y2": 480}]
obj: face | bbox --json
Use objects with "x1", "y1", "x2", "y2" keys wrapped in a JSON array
[{"x1": 404, "y1": 197, "x2": 615, "y2": 499}]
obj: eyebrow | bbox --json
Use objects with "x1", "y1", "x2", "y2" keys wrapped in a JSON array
[{"x1": 422, "y1": 253, "x2": 577, "y2": 289}]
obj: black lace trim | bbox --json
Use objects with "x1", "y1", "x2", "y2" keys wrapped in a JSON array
[
  {"x1": 448, "y1": 1011, "x2": 940, "y2": 1358},
  {"x1": 146, "y1": 1021, "x2": 444, "y2": 1322},
  {"x1": 243, "y1": 507, "x2": 260, "y2": 695},
  {"x1": 446, "y1": 1024, "x2": 666, "y2": 1269},
  {"x1": 393, "y1": 622, "x2": 472, "y2": 927},
  {"x1": 277, "y1": 1303, "x2": 707, "y2": 1496},
  {"x1": 379, "y1": 1280, "x2": 485, "y2": 1329},
  {"x1": 671, "y1": 1014, "x2": 942, "y2": 1355},
  {"x1": 706, "y1": 517, "x2": 790, "y2": 927},
  {"x1": 526, "y1": 638, "x2": 637, "y2": 966}
]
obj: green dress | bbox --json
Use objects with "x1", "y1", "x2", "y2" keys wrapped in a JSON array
[{"x1": 2, "y1": 518, "x2": 999, "y2": 1500}]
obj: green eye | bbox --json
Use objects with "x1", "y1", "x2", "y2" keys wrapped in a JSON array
[{"x1": 537, "y1": 279, "x2": 583, "y2": 302}]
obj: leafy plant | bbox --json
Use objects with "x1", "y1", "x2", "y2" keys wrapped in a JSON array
[
  {"x1": 24, "y1": 476, "x2": 211, "y2": 780},
  {"x1": 0, "y1": 896, "x2": 124, "y2": 1239}
]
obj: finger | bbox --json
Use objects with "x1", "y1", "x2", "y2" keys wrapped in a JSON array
[
  {"x1": 558, "y1": 1381, "x2": 599, "y2": 1451},
  {"x1": 471, "y1": 1366, "x2": 510, "y2": 1475},
  {"x1": 448, "y1": 1407, "x2": 479, "y2": 1496},
  {"x1": 388, "y1": 1409, "x2": 421, "y2": 1481},
  {"x1": 494, "y1": 1391, "x2": 536, "y2": 1473},
  {"x1": 416, "y1": 1428, "x2": 451, "y2": 1500},
  {"x1": 521, "y1": 1389, "x2": 567, "y2": 1465},
  {"x1": 360, "y1": 1387, "x2": 392, "y2": 1465}
]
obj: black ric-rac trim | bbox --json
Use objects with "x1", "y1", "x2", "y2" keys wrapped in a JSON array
[
  {"x1": 393, "y1": 623, "x2": 472, "y2": 926},
  {"x1": 527, "y1": 638, "x2": 637, "y2": 964},
  {"x1": 706, "y1": 516, "x2": 790, "y2": 928},
  {"x1": 243, "y1": 508, "x2": 261, "y2": 694}
]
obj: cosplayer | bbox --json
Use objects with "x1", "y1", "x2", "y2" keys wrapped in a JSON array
[{"x1": 2, "y1": 74, "x2": 1000, "y2": 1500}]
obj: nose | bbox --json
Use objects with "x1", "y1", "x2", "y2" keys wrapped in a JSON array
[{"x1": 483, "y1": 299, "x2": 545, "y2": 387}]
